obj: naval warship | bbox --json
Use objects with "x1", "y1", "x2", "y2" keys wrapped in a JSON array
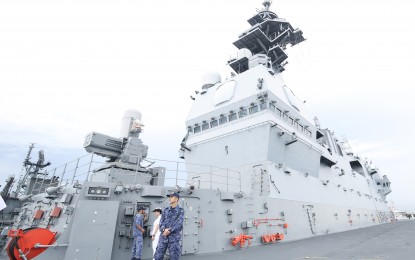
[{"x1": 0, "y1": 1, "x2": 393, "y2": 259}]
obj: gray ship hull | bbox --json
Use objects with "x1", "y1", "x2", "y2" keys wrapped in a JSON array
[{"x1": 0, "y1": 179, "x2": 391, "y2": 260}]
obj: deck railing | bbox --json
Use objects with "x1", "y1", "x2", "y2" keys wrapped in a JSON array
[{"x1": 29, "y1": 154, "x2": 242, "y2": 194}]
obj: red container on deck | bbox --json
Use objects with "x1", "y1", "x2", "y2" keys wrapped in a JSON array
[
  {"x1": 50, "y1": 207, "x2": 62, "y2": 218},
  {"x1": 33, "y1": 210, "x2": 44, "y2": 219}
]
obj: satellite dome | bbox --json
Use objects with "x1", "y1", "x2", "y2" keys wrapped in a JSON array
[
  {"x1": 120, "y1": 109, "x2": 143, "y2": 138},
  {"x1": 237, "y1": 48, "x2": 252, "y2": 60},
  {"x1": 123, "y1": 109, "x2": 142, "y2": 120},
  {"x1": 201, "y1": 71, "x2": 221, "y2": 89}
]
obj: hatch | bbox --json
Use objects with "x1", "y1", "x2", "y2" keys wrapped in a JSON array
[{"x1": 181, "y1": 197, "x2": 200, "y2": 255}]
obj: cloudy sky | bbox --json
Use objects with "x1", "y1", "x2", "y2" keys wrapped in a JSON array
[{"x1": 1, "y1": 0, "x2": 414, "y2": 211}]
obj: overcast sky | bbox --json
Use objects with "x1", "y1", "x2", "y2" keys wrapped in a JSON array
[{"x1": 1, "y1": 0, "x2": 414, "y2": 211}]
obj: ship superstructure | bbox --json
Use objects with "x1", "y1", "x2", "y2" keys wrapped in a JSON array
[
  {"x1": 0, "y1": 1, "x2": 393, "y2": 260},
  {"x1": 182, "y1": 1, "x2": 391, "y2": 208}
]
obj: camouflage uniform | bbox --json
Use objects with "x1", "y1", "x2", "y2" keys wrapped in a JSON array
[
  {"x1": 154, "y1": 206, "x2": 184, "y2": 260},
  {"x1": 132, "y1": 213, "x2": 144, "y2": 260}
]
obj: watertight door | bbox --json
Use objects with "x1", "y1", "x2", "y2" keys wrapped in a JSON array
[{"x1": 181, "y1": 197, "x2": 200, "y2": 255}]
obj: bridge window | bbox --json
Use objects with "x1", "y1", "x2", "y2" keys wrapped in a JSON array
[
  {"x1": 276, "y1": 108, "x2": 282, "y2": 117},
  {"x1": 194, "y1": 126, "x2": 201, "y2": 133},
  {"x1": 283, "y1": 113, "x2": 288, "y2": 121},
  {"x1": 238, "y1": 108, "x2": 248, "y2": 118},
  {"x1": 249, "y1": 105, "x2": 259, "y2": 114},
  {"x1": 269, "y1": 103, "x2": 276, "y2": 113},
  {"x1": 210, "y1": 120, "x2": 218, "y2": 128},
  {"x1": 293, "y1": 121, "x2": 298, "y2": 128},
  {"x1": 229, "y1": 113, "x2": 237, "y2": 122},
  {"x1": 219, "y1": 116, "x2": 227, "y2": 125},
  {"x1": 202, "y1": 122, "x2": 209, "y2": 131}
]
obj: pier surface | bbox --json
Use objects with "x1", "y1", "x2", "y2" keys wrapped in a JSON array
[{"x1": 183, "y1": 220, "x2": 415, "y2": 260}]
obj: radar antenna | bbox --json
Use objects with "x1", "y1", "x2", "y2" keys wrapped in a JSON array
[
  {"x1": 228, "y1": 0, "x2": 305, "y2": 74},
  {"x1": 14, "y1": 143, "x2": 52, "y2": 196},
  {"x1": 262, "y1": 0, "x2": 272, "y2": 11}
]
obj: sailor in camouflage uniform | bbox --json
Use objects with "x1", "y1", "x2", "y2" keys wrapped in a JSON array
[
  {"x1": 132, "y1": 206, "x2": 146, "y2": 260},
  {"x1": 154, "y1": 192, "x2": 184, "y2": 260}
]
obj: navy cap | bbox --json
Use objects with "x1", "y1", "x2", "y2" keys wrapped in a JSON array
[
  {"x1": 137, "y1": 205, "x2": 146, "y2": 211},
  {"x1": 167, "y1": 192, "x2": 180, "y2": 198},
  {"x1": 152, "y1": 207, "x2": 162, "y2": 213}
]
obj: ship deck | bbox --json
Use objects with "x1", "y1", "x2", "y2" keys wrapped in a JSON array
[{"x1": 182, "y1": 220, "x2": 415, "y2": 260}]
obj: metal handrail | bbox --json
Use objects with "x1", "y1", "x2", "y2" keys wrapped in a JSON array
[{"x1": 31, "y1": 154, "x2": 242, "y2": 194}]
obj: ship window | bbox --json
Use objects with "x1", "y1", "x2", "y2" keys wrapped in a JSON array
[
  {"x1": 210, "y1": 120, "x2": 218, "y2": 128},
  {"x1": 377, "y1": 182, "x2": 380, "y2": 185},
  {"x1": 299, "y1": 124, "x2": 304, "y2": 131},
  {"x1": 276, "y1": 108, "x2": 282, "y2": 117},
  {"x1": 269, "y1": 103, "x2": 276, "y2": 113},
  {"x1": 260, "y1": 102, "x2": 267, "y2": 110},
  {"x1": 202, "y1": 122, "x2": 209, "y2": 131},
  {"x1": 219, "y1": 116, "x2": 227, "y2": 125},
  {"x1": 229, "y1": 113, "x2": 237, "y2": 122},
  {"x1": 283, "y1": 113, "x2": 288, "y2": 121},
  {"x1": 238, "y1": 109, "x2": 247, "y2": 118},
  {"x1": 306, "y1": 130, "x2": 312, "y2": 137},
  {"x1": 194, "y1": 126, "x2": 201, "y2": 133},
  {"x1": 249, "y1": 105, "x2": 259, "y2": 114},
  {"x1": 289, "y1": 117, "x2": 294, "y2": 125},
  {"x1": 187, "y1": 127, "x2": 192, "y2": 133}
]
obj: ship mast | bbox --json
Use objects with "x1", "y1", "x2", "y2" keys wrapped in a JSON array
[
  {"x1": 13, "y1": 143, "x2": 51, "y2": 196},
  {"x1": 262, "y1": 0, "x2": 272, "y2": 11},
  {"x1": 228, "y1": 0, "x2": 305, "y2": 73}
]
